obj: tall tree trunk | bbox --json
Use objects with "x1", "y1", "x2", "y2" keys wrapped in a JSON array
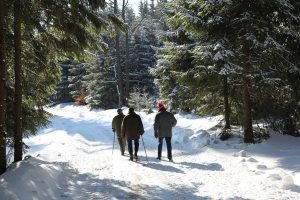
[
  {"x1": 223, "y1": 76, "x2": 231, "y2": 129},
  {"x1": 0, "y1": 0, "x2": 7, "y2": 174},
  {"x1": 122, "y1": 0, "x2": 129, "y2": 106},
  {"x1": 14, "y1": 0, "x2": 23, "y2": 162},
  {"x1": 114, "y1": 0, "x2": 124, "y2": 107},
  {"x1": 241, "y1": 41, "x2": 254, "y2": 143},
  {"x1": 124, "y1": 33, "x2": 129, "y2": 106},
  {"x1": 150, "y1": 0, "x2": 155, "y2": 15}
]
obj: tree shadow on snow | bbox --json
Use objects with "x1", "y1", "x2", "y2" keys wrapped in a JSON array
[
  {"x1": 21, "y1": 157, "x2": 206, "y2": 199},
  {"x1": 286, "y1": 185, "x2": 300, "y2": 193},
  {"x1": 64, "y1": 172, "x2": 212, "y2": 200},
  {"x1": 179, "y1": 162, "x2": 223, "y2": 171},
  {"x1": 226, "y1": 197, "x2": 252, "y2": 200}
]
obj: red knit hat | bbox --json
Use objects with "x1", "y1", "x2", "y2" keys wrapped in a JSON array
[{"x1": 157, "y1": 101, "x2": 165, "y2": 110}]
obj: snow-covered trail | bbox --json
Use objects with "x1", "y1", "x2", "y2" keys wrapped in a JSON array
[{"x1": 1, "y1": 103, "x2": 300, "y2": 200}]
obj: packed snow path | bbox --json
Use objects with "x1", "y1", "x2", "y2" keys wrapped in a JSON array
[{"x1": 1, "y1": 104, "x2": 300, "y2": 200}]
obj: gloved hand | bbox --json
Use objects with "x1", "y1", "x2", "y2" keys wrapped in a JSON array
[
  {"x1": 154, "y1": 132, "x2": 158, "y2": 138},
  {"x1": 112, "y1": 128, "x2": 115, "y2": 132}
]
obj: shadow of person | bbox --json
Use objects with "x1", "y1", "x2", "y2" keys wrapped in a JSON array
[
  {"x1": 144, "y1": 162, "x2": 185, "y2": 174},
  {"x1": 179, "y1": 161, "x2": 223, "y2": 171}
]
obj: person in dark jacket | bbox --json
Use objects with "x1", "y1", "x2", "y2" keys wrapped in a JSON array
[
  {"x1": 122, "y1": 108, "x2": 144, "y2": 161},
  {"x1": 112, "y1": 109, "x2": 126, "y2": 155},
  {"x1": 154, "y1": 102, "x2": 177, "y2": 162}
]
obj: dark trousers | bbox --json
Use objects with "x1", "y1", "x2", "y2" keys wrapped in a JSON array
[
  {"x1": 117, "y1": 136, "x2": 126, "y2": 153},
  {"x1": 158, "y1": 137, "x2": 172, "y2": 159},
  {"x1": 127, "y1": 139, "x2": 139, "y2": 155}
]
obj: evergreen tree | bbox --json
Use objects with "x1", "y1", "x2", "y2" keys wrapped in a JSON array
[
  {"x1": 83, "y1": 3, "x2": 160, "y2": 109},
  {"x1": 53, "y1": 61, "x2": 73, "y2": 103},
  {"x1": 139, "y1": 0, "x2": 149, "y2": 19},
  {"x1": 156, "y1": 0, "x2": 300, "y2": 142},
  {"x1": 85, "y1": 53, "x2": 118, "y2": 109},
  {"x1": 68, "y1": 60, "x2": 87, "y2": 104},
  {"x1": 0, "y1": 0, "x2": 123, "y2": 173},
  {"x1": 130, "y1": 25, "x2": 157, "y2": 95}
]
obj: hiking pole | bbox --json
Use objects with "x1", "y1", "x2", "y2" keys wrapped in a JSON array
[
  {"x1": 141, "y1": 135, "x2": 148, "y2": 162},
  {"x1": 112, "y1": 132, "x2": 115, "y2": 155}
]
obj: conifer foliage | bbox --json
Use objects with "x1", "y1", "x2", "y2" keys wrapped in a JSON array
[
  {"x1": 153, "y1": 0, "x2": 300, "y2": 142},
  {"x1": 0, "y1": 0, "x2": 118, "y2": 174}
]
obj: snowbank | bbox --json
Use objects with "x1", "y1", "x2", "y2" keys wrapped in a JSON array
[
  {"x1": 1, "y1": 103, "x2": 300, "y2": 200},
  {"x1": 0, "y1": 156, "x2": 69, "y2": 200}
]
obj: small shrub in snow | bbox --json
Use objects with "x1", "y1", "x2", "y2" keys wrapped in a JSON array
[
  {"x1": 253, "y1": 128, "x2": 270, "y2": 143},
  {"x1": 219, "y1": 128, "x2": 232, "y2": 141}
]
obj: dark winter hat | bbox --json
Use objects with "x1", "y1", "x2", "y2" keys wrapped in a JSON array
[
  {"x1": 128, "y1": 107, "x2": 134, "y2": 114},
  {"x1": 117, "y1": 108, "x2": 123, "y2": 114},
  {"x1": 157, "y1": 101, "x2": 165, "y2": 111}
]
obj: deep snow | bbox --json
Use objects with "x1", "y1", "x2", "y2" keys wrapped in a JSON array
[{"x1": 0, "y1": 103, "x2": 300, "y2": 200}]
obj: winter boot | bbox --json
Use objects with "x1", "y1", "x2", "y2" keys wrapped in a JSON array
[
  {"x1": 129, "y1": 154, "x2": 133, "y2": 161},
  {"x1": 134, "y1": 152, "x2": 138, "y2": 160}
]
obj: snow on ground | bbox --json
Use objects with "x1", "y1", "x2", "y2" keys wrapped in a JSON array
[{"x1": 0, "y1": 103, "x2": 300, "y2": 200}]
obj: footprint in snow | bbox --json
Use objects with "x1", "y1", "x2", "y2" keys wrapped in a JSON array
[
  {"x1": 267, "y1": 173, "x2": 282, "y2": 181},
  {"x1": 247, "y1": 157, "x2": 258, "y2": 162},
  {"x1": 240, "y1": 157, "x2": 258, "y2": 163},
  {"x1": 254, "y1": 171, "x2": 265, "y2": 175},
  {"x1": 233, "y1": 150, "x2": 248, "y2": 157},
  {"x1": 256, "y1": 164, "x2": 268, "y2": 170}
]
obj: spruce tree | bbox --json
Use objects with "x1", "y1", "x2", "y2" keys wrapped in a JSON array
[
  {"x1": 161, "y1": 0, "x2": 300, "y2": 142},
  {"x1": 85, "y1": 53, "x2": 118, "y2": 109},
  {"x1": 0, "y1": 0, "x2": 122, "y2": 170}
]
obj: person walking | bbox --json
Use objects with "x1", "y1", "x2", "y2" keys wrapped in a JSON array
[
  {"x1": 122, "y1": 108, "x2": 144, "y2": 161},
  {"x1": 154, "y1": 102, "x2": 177, "y2": 162},
  {"x1": 112, "y1": 109, "x2": 126, "y2": 155}
]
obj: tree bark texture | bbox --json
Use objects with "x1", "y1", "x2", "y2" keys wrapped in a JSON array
[
  {"x1": 223, "y1": 76, "x2": 231, "y2": 129},
  {"x1": 122, "y1": 0, "x2": 129, "y2": 106},
  {"x1": 0, "y1": 0, "x2": 7, "y2": 174},
  {"x1": 14, "y1": 0, "x2": 23, "y2": 162},
  {"x1": 114, "y1": 0, "x2": 124, "y2": 107},
  {"x1": 241, "y1": 41, "x2": 254, "y2": 143}
]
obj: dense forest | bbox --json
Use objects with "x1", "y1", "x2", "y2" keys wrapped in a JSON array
[{"x1": 0, "y1": 0, "x2": 299, "y2": 175}]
